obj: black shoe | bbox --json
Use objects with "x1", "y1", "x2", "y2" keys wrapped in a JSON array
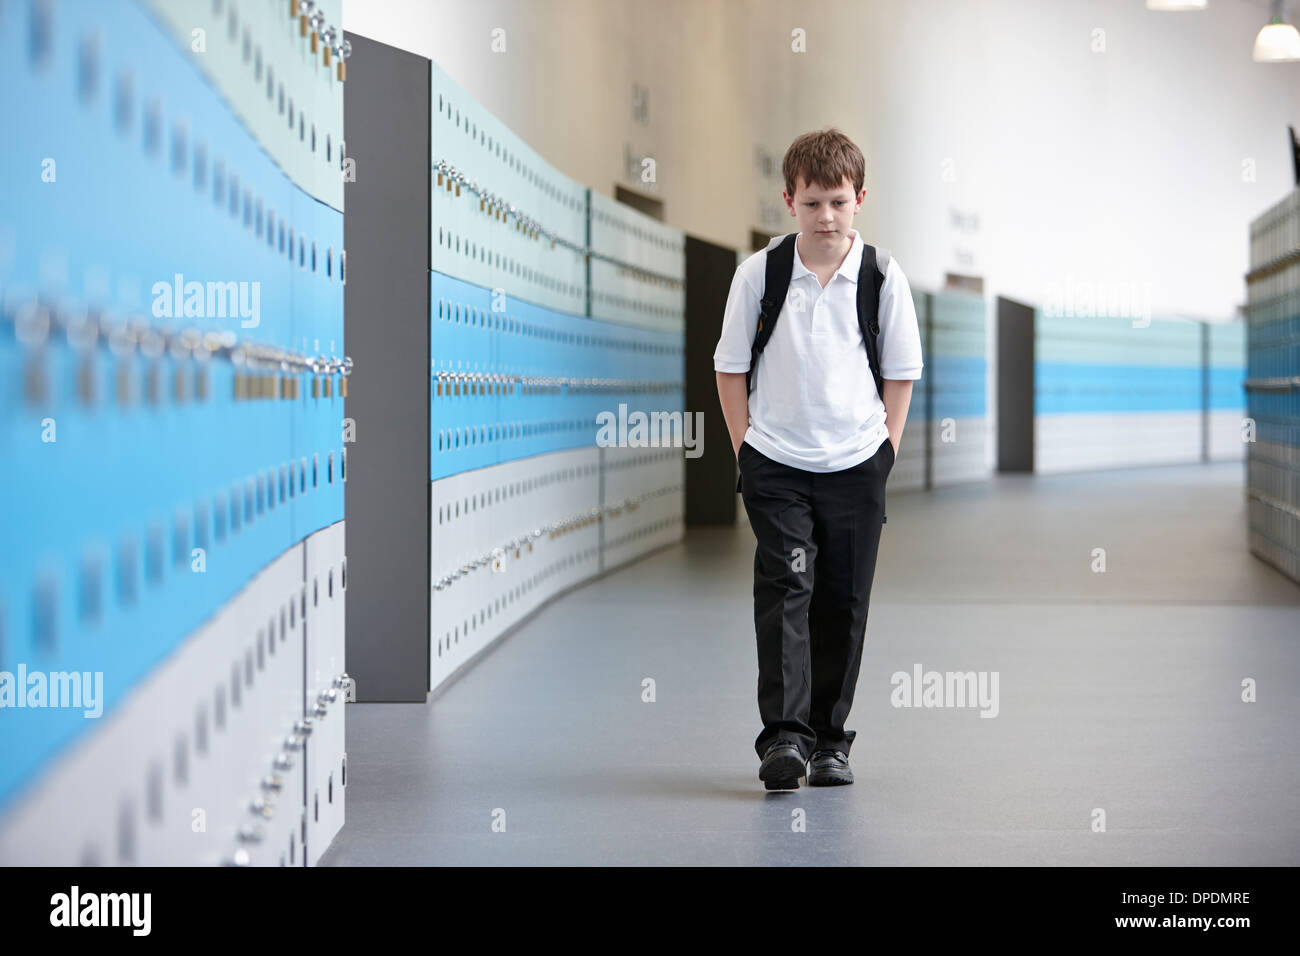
[
  {"x1": 759, "y1": 740, "x2": 806, "y2": 790},
  {"x1": 807, "y1": 749, "x2": 853, "y2": 786}
]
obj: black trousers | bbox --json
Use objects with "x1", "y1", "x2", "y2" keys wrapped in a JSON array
[{"x1": 737, "y1": 437, "x2": 894, "y2": 762}]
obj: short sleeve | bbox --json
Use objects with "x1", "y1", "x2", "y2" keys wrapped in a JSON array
[
  {"x1": 713, "y1": 259, "x2": 762, "y2": 373},
  {"x1": 878, "y1": 257, "x2": 924, "y2": 380}
]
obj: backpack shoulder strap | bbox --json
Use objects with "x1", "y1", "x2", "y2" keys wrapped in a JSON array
[
  {"x1": 875, "y1": 247, "x2": 892, "y2": 297},
  {"x1": 857, "y1": 242, "x2": 889, "y2": 401},
  {"x1": 747, "y1": 233, "x2": 797, "y2": 396}
]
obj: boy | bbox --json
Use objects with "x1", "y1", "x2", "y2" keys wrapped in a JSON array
[{"x1": 713, "y1": 128, "x2": 923, "y2": 790}]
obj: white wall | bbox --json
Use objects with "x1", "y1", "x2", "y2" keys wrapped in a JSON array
[{"x1": 344, "y1": 0, "x2": 1300, "y2": 319}]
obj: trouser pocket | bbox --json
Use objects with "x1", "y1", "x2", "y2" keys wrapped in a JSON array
[
  {"x1": 876, "y1": 438, "x2": 893, "y2": 523},
  {"x1": 736, "y1": 441, "x2": 754, "y2": 492}
]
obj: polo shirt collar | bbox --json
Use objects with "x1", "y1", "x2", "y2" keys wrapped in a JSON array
[{"x1": 790, "y1": 228, "x2": 865, "y2": 285}]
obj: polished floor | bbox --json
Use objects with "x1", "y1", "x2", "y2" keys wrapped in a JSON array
[{"x1": 320, "y1": 461, "x2": 1300, "y2": 865}]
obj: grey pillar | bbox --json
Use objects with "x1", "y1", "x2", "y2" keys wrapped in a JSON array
[{"x1": 343, "y1": 34, "x2": 431, "y2": 701}]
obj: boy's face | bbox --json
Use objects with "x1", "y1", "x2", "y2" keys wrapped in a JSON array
[{"x1": 783, "y1": 174, "x2": 864, "y2": 249}]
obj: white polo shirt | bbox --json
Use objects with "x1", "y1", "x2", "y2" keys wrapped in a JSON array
[{"x1": 713, "y1": 228, "x2": 924, "y2": 472}]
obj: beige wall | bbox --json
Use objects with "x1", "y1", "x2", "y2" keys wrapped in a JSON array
[{"x1": 344, "y1": 0, "x2": 1300, "y2": 318}]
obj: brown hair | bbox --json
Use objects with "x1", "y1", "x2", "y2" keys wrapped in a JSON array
[{"x1": 782, "y1": 127, "x2": 865, "y2": 199}]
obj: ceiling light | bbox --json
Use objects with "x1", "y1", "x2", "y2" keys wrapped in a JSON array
[{"x1": 1254, "y1": 0, "x2": 1300, "y2": 62}]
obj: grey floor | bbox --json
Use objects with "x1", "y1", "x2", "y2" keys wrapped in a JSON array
[{"x1": 320, "y1": 462, "x2": 1300, "y2": 866}]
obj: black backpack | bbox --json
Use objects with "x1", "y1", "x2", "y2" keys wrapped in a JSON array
[{"x1": 746, "y1": 232, "x2": 891, "y2": 402}]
